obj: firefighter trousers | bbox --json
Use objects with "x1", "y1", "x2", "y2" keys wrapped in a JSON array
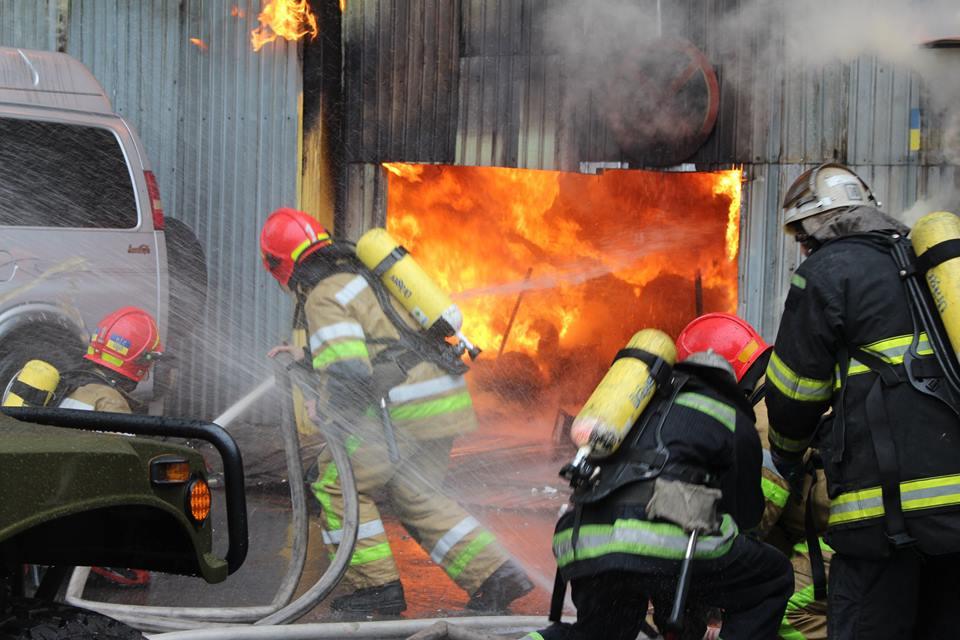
[
  {"x1": 779, "y1": 542, "x2": 831, "y2": 640},
  {"x1": 529, "y1": 534, "x2": 793, "y2": 640},
  {"x1": 828, "y1": 548, "x2": 960, "y2": 640},
  {"x1": 311, "y1": 431, "x2": 509, "y2": 594}
]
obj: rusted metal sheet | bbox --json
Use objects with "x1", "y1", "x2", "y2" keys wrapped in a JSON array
[{"x1": 344, "y1": 0, "x2": 460, "y2": 164}]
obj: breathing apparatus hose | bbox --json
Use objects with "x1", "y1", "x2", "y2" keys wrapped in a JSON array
[{"x1": 63, "y1": 358, "x2": 360, "y2": 630}]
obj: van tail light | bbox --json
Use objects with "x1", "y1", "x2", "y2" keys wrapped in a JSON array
[{"x1": 144, "y1": 171, "x2": 165, "y2": 231}]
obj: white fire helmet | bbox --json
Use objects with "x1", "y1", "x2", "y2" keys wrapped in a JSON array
[{"x1": 782, "y1": 163, "x2": 878, "y2": 231}]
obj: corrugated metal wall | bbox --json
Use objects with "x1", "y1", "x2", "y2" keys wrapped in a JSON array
[
  {"x1": 0, "y1": 0, "x2": 302, "y2": 418},
  {"x1": 341, "y1": 0, "x2": 960, "y2": 340}
]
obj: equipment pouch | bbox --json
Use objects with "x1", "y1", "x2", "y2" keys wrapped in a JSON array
[{"x1": 645, "y1": 477, "x2": 722, "y2": 534}]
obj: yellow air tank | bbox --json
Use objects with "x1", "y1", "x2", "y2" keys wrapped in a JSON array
[
  {"x1": 356, "y1": 228, "x2": 479, "y2": 357},
  {"x1": 1, "y1": 359, "x2": 61, "y2": 407},
  {"x1": 912, "y1": 211, "x2": 960, "y2": 360},
  {"x1": 570, "y1": 329, "x2": 677, "y2": 459}
]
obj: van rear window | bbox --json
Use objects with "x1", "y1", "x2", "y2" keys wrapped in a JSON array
[{"x1": 0, "y1": 117, "x2": 137, "y2": 228}]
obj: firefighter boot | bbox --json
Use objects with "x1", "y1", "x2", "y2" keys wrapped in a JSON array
[
  {"x1": 331, "y1": 580, "x2": 407, "y2": 617},
  {"x1": 466, "y1": 560, "x2": 534, "y2": 612}
]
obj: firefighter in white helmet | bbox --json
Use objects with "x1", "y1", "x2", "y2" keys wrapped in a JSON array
[
  {"x1": 767, "y1": 163, "x2": 960, "y2": 639},
  {"x1": 260, "y1": 208, "x2": 533, "y2": 617}
]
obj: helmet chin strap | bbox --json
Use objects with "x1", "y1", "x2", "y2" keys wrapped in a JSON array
[{"x1": 793, "y1": 220, "x2": 822, "y2": 255}]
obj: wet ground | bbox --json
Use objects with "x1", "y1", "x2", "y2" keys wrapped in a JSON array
[{"x1": 80, "y1": 395, "x2": 573, "y2": 625}]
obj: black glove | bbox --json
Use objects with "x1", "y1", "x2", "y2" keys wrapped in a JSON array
[{"x1": 771, "y1": 449, "x2": 806, "y2": 499}]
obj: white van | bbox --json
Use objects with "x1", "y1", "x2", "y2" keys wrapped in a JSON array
[{"x1": 0, "y1": 47, "x2": 205, "y2": 405}]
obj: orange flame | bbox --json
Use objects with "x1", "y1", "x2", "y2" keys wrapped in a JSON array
[
  {"x1": 339, "y1": 0, "x2": 346, "y2": 13},
  {"x1": 189, "y1": 37, "x2": 208, "y2": 51},
  {"x1": 251, "y1": 0, "x2": 319, "y2": 52},
  {"x1": 385, "y1": 164, "x2": 741, "y2": 403},
  {"x1": 231, "y1": 5, "x2": 246, "y2": 18}
]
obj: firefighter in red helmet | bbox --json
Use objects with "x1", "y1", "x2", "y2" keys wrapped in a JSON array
[
  {"x1": 58, "y1": 306, "x2": 163, "y2": 413},
  {"x1": 260, "y1": 207, "x2": 532, "y2": 617},
  {"x1": 56, "y1": 306, "x2": 163, "y2": 588},
  {"x1": 677, "y1": 313, "x2": 831, "y2": 640}
]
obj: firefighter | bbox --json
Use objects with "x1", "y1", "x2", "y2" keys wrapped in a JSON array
[
  {"x1": 259, "y1": 208, "x2": 533, "y2": 617},
  {"x1": 766, "y1": 163, "x2": 960, "y2": 639},
  {"x1": 677, "y1": 313, "x2": 831, "y2": 640},
  {"x1": 56, "y1": 306, "x2": 163, "y2": 414},
  {"x1": 528, "y1": 348, "x2": 792, "y2": 640},
  {"x1": 55, "y1": 306, "x2": 162, "y2": 588}
]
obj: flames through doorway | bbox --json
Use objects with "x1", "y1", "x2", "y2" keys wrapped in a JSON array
[
  {"x1": 375, "y1": 163, "x2": 743, "y2": 617},
  {"x1": 385, "y1": 163, "x2": 741, "y2": 411}
]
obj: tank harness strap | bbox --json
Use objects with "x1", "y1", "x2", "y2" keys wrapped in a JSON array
[
  {"x1": 548, "y1": 566, "x2": 566, "y2": 623},
  {"x1": 368, "y1": 338, "x2": 425, "y2": 374},
  {"x1": 7, "y1": 378, "x2": 50, "y2": 406},
  {"x1": 913, "y1": 238, "x2": 960, "y2": 275},
  {"x1": 372, "y1": 246, "x2": 409, "y2": 278},
  {"x1": 803, "y1": 452, "x2": 828, "y2": 600},
  {"x1": 613, "y1": 348, "x2": 673, "y2": 391},
  {"x1": 849, "y1": 348, "x2": 917, "y2": 549}
]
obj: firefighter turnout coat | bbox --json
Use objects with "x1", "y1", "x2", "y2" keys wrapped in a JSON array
[
  {"x1": 765, "y1": 210, "x2": 960, "y2": 559},
  {"x1": 304, "y1": 271, "x2": 509, "y2": 593},
  {"x1": 541, "y1": 363, "x2": 792, "y2": 640}
]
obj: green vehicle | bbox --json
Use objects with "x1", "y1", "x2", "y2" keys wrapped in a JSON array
[{"x1": 0, "y1": 407, "x2": 247, "y2": 639}]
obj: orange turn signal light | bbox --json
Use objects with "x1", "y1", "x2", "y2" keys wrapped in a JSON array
[
  {"x1": 187, "y1": 478, "x2": 211, "y2": 524},
  {"x1": 150, "y1": 456, "x2": 191, "y2": 484}
]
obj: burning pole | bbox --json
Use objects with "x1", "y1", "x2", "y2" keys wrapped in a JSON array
[
  {"x1": 498, "y1": 267, "x2": 534, "y2": 358},
  {"x1": 695, "y1": 269, "x2": 703, "y2": 316}
]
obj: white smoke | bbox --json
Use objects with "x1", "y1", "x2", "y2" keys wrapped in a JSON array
[
  {"x1": 546, "y1": 0, "x2": 960, "y2": 165},
  {"x1": 898, "y1": 190, "x2": 960, "y2": 228}
]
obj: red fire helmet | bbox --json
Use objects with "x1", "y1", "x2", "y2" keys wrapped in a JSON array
[
  {"x1": 676, "y1": 312, "x2": 770, "y2": 383},
  {"x1": 84, "y1": 306, "x2": 163, "y2": 382},
  {"x1": 259, "y1": 208, "x2": 332, "y2": 286}
]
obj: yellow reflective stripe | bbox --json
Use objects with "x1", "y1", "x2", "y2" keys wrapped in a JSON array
[
  {"x1": 388, "y1": 391, "x2": 473, "y2": 422},
  {"x1": 348, "y1": 541, "x2": 393, "y2": 565},
  {"x1": 675, "y1": 392, "x2": 736, "y2": 433},
  {"x1": 312, "y1": 340, "x2": 369, "y2": 369},
  {"x1": 445, "y1": 531, "x2": 496, "y2": 580},
  {"x1": 791, "y1": 274, "x2": 806, "y2": 290},
  {"x1": 829, "y1": 473, "x2": 960, "y2": 525},
  {"x1": 523, "y1": 634, "x2": 545, "y2": 640},
  {"x1": 290, "y1": 233, "x2": 330, "y2": 261},
  {"x1": 767, "y1": 426, "x2": 810, "y2": 453},
  {"x1": 762, "y1": 476, "x2": 790, "y2": 508},
  {"x1": 311, "y1": 436, "x2": 362, "y2": 531},
  {"x1": 767, "y1": 352, "x2": 833, "y2": 402},
  {"x1": 792, "y1": 537, "x2": 833, "y2": 555},
  {"x1": 100, "y1": 352, "x2": 124, "y2": 368},
  {"x1": 836, "y1": 334, "x2": 935, "y2": 385},
  {"x1": 290, "y1": 238, "x2": 313, "y2": 261}
]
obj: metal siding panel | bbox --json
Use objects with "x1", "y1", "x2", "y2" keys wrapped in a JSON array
[
  {"x1": 0, "y1": 0, "x2": 57, "y2": 50},
  {"x1": 171, "y1": 0, "x2": 299, "y2": 419}
]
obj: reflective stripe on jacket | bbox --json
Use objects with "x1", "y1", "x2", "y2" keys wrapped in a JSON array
[
  {"x1": 304, "y1": 271, "x2": 476, "y2": 440},
  {"x1": 765, "y1": 224, "x2": 960, "y2": 556}
]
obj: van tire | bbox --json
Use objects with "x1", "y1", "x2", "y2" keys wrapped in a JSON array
[
  {"x1": 163, "y1": 218, "x2": 208, "y2": 345},
  {"x1": 0, "y1": 599, "x2": 144, "y2": 639},
  {"x1": 0, "y1": 325, "x2": 84, "y2": 398}
]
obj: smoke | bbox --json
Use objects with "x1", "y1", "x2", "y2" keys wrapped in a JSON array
[
  {"x1": 546, "y1": 0, "x2": 960, "y2": 163},
  {"x1": 897, "y1": 189, "x2": 960, "y2": 227}
]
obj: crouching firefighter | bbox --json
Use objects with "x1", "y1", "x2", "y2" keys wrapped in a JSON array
[
  {"x1": 767, "y1": 164, "x2": 960, "y2": 640},
  {"x1": 527, "y1": 329, "x2": 792, "y2": 640},
  {"x1": 1, "y1": 306, "x2": 163, "y2": 588},
  {"x1": 677, "y1": 313, "x2": 833, "y2": 640},
  {"x1": 259, "y1": 208, "x2": 533, "y2": 618},
  {"x1": 2, "y1": 306, "x2": 162, "y2": 414}
]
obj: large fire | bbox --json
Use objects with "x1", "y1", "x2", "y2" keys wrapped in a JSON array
[
  {"x1": 385, "y1": 164, "x2": 741, "y2": 406},
  {"x1": 250, "y1": 0, "x2": 319, "y2": 52}
]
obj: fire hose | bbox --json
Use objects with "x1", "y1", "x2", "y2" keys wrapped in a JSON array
[{"x1": 62, "y1": 357, "x2": 360, "y2": 630}]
